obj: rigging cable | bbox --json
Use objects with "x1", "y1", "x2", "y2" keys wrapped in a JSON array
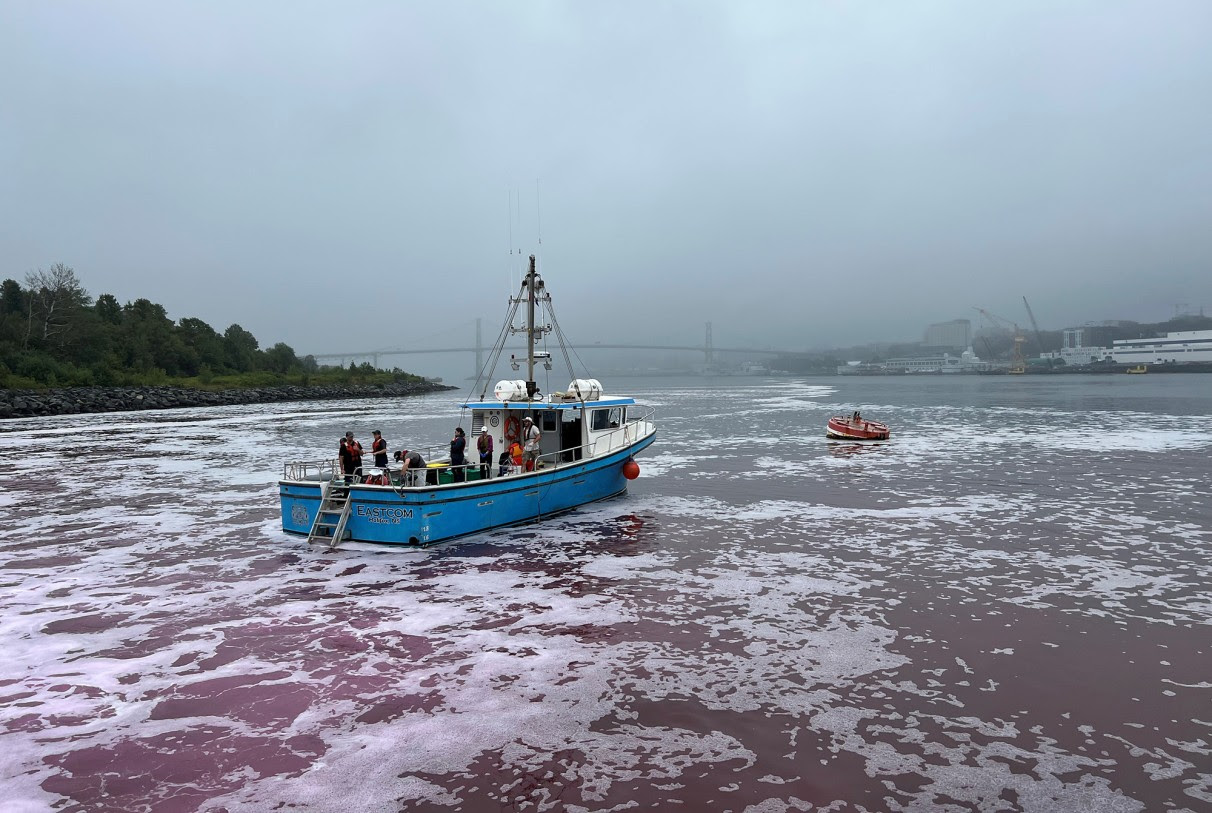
[
  {"x1": 540, "y1": 299, "x2": 553, "y2": 396},
  {"x1": 472, "y1": 295, "x2": 523, "y2": 401},
  {"x1": 546, "y1": 305, "x2": 588, "y2": 383}
]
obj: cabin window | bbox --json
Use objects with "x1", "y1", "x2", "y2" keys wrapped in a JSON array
[
  {"x1": 541, "y1": 411, "x2": 558, "y2": 432},
  {"x1": 591, "y1": 407, "x2": 622, "y2": 431}
]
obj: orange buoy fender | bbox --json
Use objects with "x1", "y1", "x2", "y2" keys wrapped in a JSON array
[{"x1": 622, "y1": 458, "x2": 640, "y2": 480}]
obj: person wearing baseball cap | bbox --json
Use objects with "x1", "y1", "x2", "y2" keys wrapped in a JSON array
[
  {"x1": 476, "y1": 425, "x2": 494, "y2": 480},
  {"x1": 521, "y1": 416, "x2": 541, "y2": 471},
  {"x1": 397, "y1": 448, "x2": 427, "y2": 486}
]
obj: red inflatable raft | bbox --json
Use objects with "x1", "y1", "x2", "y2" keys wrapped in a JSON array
[{"x1": 826, "y1": 413, "x2": 890, "y2": 441}]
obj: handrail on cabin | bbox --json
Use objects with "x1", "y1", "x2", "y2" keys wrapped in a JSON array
[{"x1": 282, "y1": 405, "x2": 656, "y2": 485}]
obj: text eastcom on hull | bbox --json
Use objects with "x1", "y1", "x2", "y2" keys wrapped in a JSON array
[{"x1": 278, "y1": 254, "x2": 657, "y2": 547}]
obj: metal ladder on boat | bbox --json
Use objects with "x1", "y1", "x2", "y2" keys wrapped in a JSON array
[{"x1": 306, "y1": 478, "x2": 353, "y2": 551}]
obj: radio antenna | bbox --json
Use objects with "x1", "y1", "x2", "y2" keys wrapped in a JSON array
[{"x1": 506, "y1": 187, "x2": 515, "y2": 293}]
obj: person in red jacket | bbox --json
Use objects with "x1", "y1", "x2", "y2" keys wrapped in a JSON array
[
  {"x1": 371, "y1": 430, "x2": 388, "y2": 470},
  {"x1": 340, "y1": 431, "x2": 363, "y2": 482}
]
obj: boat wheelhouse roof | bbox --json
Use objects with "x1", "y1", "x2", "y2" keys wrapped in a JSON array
[{"x1": 460, "y1": 396, "x2": 636, "y2": 410}]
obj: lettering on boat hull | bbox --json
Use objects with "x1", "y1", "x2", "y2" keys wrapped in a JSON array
[{"x1": 356, "y1": 505, "x2": 415, "y2": 524}]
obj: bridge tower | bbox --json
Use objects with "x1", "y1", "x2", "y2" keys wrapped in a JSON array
[{"x1": 705, "y1": 321, "x2": 714, "y2": 366}]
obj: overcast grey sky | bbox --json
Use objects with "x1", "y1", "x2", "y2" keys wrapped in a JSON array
[{"x1": 3, "y1": 1, "x2": 1210, "y2": 365}]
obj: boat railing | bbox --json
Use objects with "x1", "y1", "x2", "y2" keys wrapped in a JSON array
[
  {"x1": 478, "y1": 406, "x2": 657, "y2": 474},
  {"x1": 283, "y1": 408, "x2": 656, "y2": 487},
  {"x1": 494, "y1": 405, "x2": 657, "y2": 474},
  {"x1": 284, "y1": 445, "x2": 443, "y2": 483},
  {"x1": 283, "y1": 459, "x2": 339, "y2": 482},
  {"x1": 589, "y1": 404, "x2": 657, "y2": 457}
]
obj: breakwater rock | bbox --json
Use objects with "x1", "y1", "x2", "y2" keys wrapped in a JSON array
[{"x1": 0, "y1": 381, "x2": 457, "y2": 420}]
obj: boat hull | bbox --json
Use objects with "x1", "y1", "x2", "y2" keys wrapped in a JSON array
[
  {"x1": 279, "y1": 433, "x2": 656, "y2": 546},
  {"x1": 825, "y1": 416, "x2": 890, "y2": 441}
]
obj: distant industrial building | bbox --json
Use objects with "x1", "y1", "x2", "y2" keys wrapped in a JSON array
[
  {"x1": 838, "y1": 348, "x2": 987, "y2": 374},
  {"x1": 1042, "y1": 326, "x2": 1114, "y2": 366},
  {"x1": 923, "y1": 319, "x2": 971, "y2": 351},
  {"x1": 1111, "y1": 329, "x2": 1212, "y2": 364},
  {"x1": 1071, "y1": 324, "x2": 1120, "y2": 347},
  {"x1": 883, "y1": 348, "x2": 986, "y2": 373}
]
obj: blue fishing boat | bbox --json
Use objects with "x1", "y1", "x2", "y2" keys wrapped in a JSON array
[{"x1": 278, "y1": 255, "x2": 657, "y2": 547}]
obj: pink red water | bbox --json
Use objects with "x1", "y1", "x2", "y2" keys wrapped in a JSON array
[{"x1": 1, "y1": 377, "x2": 1210, "y2": 811}]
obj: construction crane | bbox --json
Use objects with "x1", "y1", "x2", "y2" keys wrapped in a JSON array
[
  {"x1": 978, "y1": 335, "x2": 997, "y2": 360},
  {"x1": 973, "y1": 307, "x2": 1026, "y2": 374},
  {"x1": 1022, "y1": 296, "x2": 1047, "y2": 357}
]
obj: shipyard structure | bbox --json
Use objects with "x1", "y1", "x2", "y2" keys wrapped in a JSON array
[
  {"x1": 1108, "y1": 330, "x2": 1212, "y2": 363},
  {"x1": 840, "y1": 321, "x2": 1212, "y2": 375},
  {"x1": 1043, "y1": 328, "x2": 1212, "y2": 366}
]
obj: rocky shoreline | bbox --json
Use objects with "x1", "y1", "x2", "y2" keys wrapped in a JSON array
[{"x1": 0, "y1": 381, "x2": 458, "y2": 419}]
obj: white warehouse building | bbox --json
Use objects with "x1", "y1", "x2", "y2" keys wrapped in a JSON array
[{"x1": 1111, "y1": 330, "x2": 1212, "y2": 364}]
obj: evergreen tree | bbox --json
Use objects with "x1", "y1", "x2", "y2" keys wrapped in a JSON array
[{"x1": 223, "y1": 324, "x2": 259, "y2": 372}]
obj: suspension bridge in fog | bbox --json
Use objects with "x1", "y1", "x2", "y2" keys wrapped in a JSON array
[{"x1": 309, "y1": 321, "x2": 808, "y2": 374}]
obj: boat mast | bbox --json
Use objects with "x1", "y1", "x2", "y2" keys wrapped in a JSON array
[{"x1": 525, "y1": 254, "x2": 537, "y2": 401}]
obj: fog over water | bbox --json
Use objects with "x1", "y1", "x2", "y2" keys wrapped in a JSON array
[{"x1": 3, "y1": 2, "x2": 1211, "y2": 359}]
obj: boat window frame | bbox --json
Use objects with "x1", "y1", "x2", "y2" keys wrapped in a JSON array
[{"x1": 591, "y1": 407, "x2": 623, "y2": 431}]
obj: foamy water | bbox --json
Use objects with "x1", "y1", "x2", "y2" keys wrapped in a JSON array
[{"x1": 1, "y1": 375, "x2": 1210, "y2": 811}]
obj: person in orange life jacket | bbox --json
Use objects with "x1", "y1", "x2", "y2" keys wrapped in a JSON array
[
  {"x1": 476, "y1": 426, "x2": 494, "y2": 479},
  {"x1": 521, "y1": 416, "x2": 541, "y2": 471},
  {"x1": 450, "y1": 427, "x2": 467, "y2": 483},
  {"x1": 509, "y1": 440, "x2": 524, "y2": 468},
  {"x1": 371, "y1": 430, "x2": 388, "y2": 470},
  {"x1": 339, "y1": 433, "x2": 363, "y2": 482}
]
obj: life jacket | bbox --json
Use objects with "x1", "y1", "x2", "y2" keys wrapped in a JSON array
[{"x1": 510, "y1": 442, "x2": 523, "y2": 465}]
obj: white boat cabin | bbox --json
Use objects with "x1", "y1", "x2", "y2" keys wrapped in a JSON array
[{"x1": 462, "y1": 378, "x2": 637, "y2": 468}]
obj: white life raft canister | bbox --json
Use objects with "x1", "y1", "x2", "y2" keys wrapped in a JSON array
[
  {"x1": 567, "y1": 379, "x2": 603, "y2": 400},
  {"x1": 494, "y1": 380, "x2": 529, "y2": 401}
]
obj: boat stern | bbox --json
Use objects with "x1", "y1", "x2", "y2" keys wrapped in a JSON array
[{"x1": 280, "y1": 481, "x2": 322, "y2": 534}]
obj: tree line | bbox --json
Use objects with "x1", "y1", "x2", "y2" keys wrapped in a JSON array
[{"x1": 1, "y1": 264, "x2": 418, "y2": 389}]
